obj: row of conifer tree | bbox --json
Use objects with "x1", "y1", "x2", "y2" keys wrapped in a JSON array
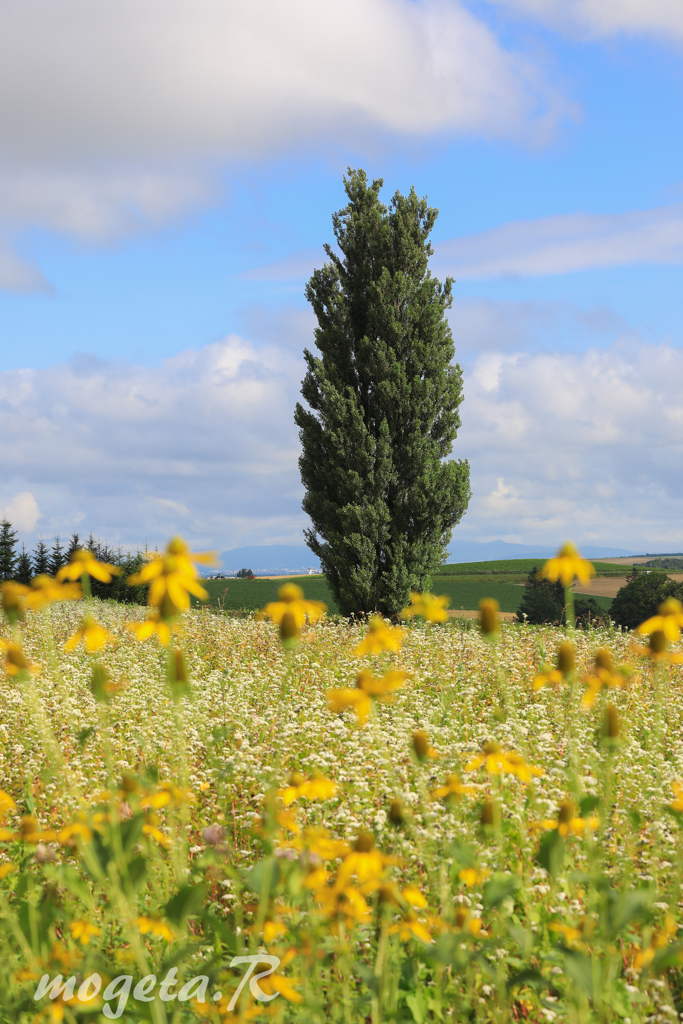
[{"x1": 0, "y1": 518, "x2": 148, "y2": 604}]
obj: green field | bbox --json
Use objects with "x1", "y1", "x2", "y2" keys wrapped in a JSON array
[
  {"x1": 199, "y1": 568, "x2": 614, "y2": 616},
  {"x1": 436, "y1": 557, "x2": 651, "y2": 577}
]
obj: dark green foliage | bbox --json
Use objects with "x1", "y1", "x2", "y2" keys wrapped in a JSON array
[
  {"x1": 295, "y1": 169, "x2": 471, "y2": 617},
  {"x1": 48, "y1": 536, "x2": 66, "y2": 577},
  {"x1": 66, "y1": 532, "x2": 81, "y2": 561},
  {"x1": 0, "y1": 519, "x2": 18, "y2": 580},
  {"x1": 517, "y1": 567, "x2": 564, "y2": 624},
  {"x1": 610, "y1": 572, "x2": 683, "y2": 630},
  {"x1": 235, "y1": 568, "x2": 255, "y2": 579},
  {"x1": 15, "y1": 545, "x2": 33, "y2": 585},
  {"x1": 32, "y1": 538, "x2": 50, "y2": 577},
  {"x1": 643, "y1": 557, "x2": 683, "y2": 570},
  {"x1": 83, "y1": 537, "x2": 148, "y2": 605},
  {"x1": 574, "y1": 596, "x2": 610, "y2": 628}
]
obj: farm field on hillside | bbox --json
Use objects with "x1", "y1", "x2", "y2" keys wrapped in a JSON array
[{"x1": 1, "y1": 593, "x2": 683, "y2": 1021}]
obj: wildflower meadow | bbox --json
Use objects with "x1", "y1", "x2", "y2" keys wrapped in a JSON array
[{"x1": 2, "y1": 541, "x2": 683, "y2": 1023}]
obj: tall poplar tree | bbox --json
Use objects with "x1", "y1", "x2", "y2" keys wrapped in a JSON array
[{"x1": 295, "y1": 169, "x2": 471, "y2": 616}]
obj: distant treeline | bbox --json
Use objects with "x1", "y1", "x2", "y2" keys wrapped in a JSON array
[
  {"x1": 642, "y1": 557, "x2": 683, "y2": 570},
  {"x1": 0, "y1": 519, "x2": 148, "y2": 604}
]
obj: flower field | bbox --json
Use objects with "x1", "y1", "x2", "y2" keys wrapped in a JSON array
[{"x1": 2, "y1": 544, "x2": 683, "y2": 1023}]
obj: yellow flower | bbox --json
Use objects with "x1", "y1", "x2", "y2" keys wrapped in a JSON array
[
  {"x1": 549, "y1": 921, "x2": 584, "y2": 947},
  {"x1": 279, "y1": 773, "x2": 337, "y2": 807},
  {"x1": 328, "y1": 669, "x2": 409, "y2": 726},
  {"x1": 632, "y1": 630, "x2": 683, "y2": 664},
  {"x1": 453, "y1": 906, "x2": 484, "y2": 936},
  {"x1": 260, "y1": 583, "x2": 327, "y2": 639},
  {"x1": 57, "y1": 549, "x2": 121, "y2": 584},
  {"x1": 465, "y1": 741, "x2": 543, "y2": 785},
  {"x1": 24, "y1": 575, "x2": 82, "y2": 610},
  {"x1": 0, "y1": 639, "x2": 38, "y2": 677},
  {"x1": 388, "y1": 910, "x2": 433, "y2": 944},
  {"x1": 432, "y1": 774, "x2": 476, "y2": 802},
  {"x1": 58, "y1": 821, "x2": 93, "y2": 845},
  {"x1": 64, "y1": 615, "x2": 115, "y2": 653},
  {"x1": 458, "y1": 867, "x2": 488, "y2": 887},
  {"x1": 401, "y1": 592, "x2": 449, "y2": 623},
  {"x1": 531, "y1": 799, "x2": 599, "y2": 837},
  {"x1": 127, "y1": 611, "x2": 174, "y2": 645},
  {"x1": 0, "y1": 789, "x2": 16, "y2": 822},
  {"x1": 337, "y1": 832, "x2": 398, "y2": 887},
  {"x1": 295, "y1": 826, "x2": 350, "y2": 861},
  {"x1": 0, "y1": 863, "x2": 16, "y2": 879},
  {"x1": 670, "y1": 780, "x2": 683, "y2": 813},
  {"x1": 582, "y1": 648, "x2": 629, "y2": 707},
  {"x1": 633, "y1": 916, "x2": 679, "y2": 971},
  {"x1": 315, "y1": 883, "x2": 372, "y2": 927},
  {"x1": 637, "y1": 598, "x2": 683, "y2": 643},
  {"x1": 539, "y1": 542, "x2": 595, "y2": 587},
  {"x1": 1, "y1": 581, "x2": 30, "y2": 621},
  {"x1": 353, "y1": 616, "x2": 404, "y2": 656},
  {"x1": 534, "y1": 641, "x2": 576, "y2": 692},
  {"x1": 260, "y1": 975, "x2": 303, "y2": 1004},
  {"x1": 69, "y1": 920, "x2": 101, "y2": 945},
  {"x1": 128, "y1": 536, "x2": 216, "y2": 614},
  {"x1": 479, "y1": 598, "x2": 500, "y2": 637},
  {"x1": 137, "y1": 916, "x2": 176, "y2": 942}
]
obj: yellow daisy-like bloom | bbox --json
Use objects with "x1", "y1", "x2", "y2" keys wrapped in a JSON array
[
  {"x1": 337, "y1": 831, "x2": 398, "y2": 887},
  {"x1": 453, "y1": 906, "x2": 484, "y2": 936},
  {"x1": 69, "y1": 920, "x2": 101, "y2": 946},
  {"x1": 128, "y1": 536, "x2": 216, "y2": 614},
  {"x1": 0, "y1": 863, "x2": 16, "y2": 880},
  {"x1": 260, "y1": 975, "x2": 303, "y2": 1004},
  {"x1": 582, "y1": 648, "x2": 630, "y2": 708},
  {"x1": 632, "y1": 916, "x2": 677, "y2": 971},
  {"x1": 465, "y1": 741, "x2": 543, "y2": 785},
  {"x1": 401, "y1": 592, "x2": 449, "y2": 623},
  {"x1": 294, "y1": 826, "x2": 350, "y2": 861},
  {"x1": 57, "y1": 549, "x2": 121, "y2": 584},
  {"x1": 137, "y1": 916, "x2": 176, "y2": 942},
  {"x1": 632, "y1": 629, "x2": 683, "y2": 664},
  {"x1": 0, "y1": 639, "x2": 38, "y2": 677},
  {"x1": 127, "y1": 611, "x2": 173, "y2": 645},
  {"x1": 58, "y1": 820, "x2": 93, "y2": 845},
  {"x1": 531, "y1": 798, "x2": 599, "y2": 837},
  {"x1": 388, "y1": 910, "x2": 433, "y2": 945},
  {"x1": 538, "y1": 541, "x2": 595, "y2": 587},
  {"x1": 64, "y1": 615, "x2": 116, "y2": 653},
  {"x1": 315, "y1": 882, "x2": 372, "y2": 928},
  {"x1": 432, "y1": 773, "x2": 476, "y2": 802},
  {"x1": 353, "y1": 616, "x2": 404, "y2": 656},
  {"x1": 637, "y1": 598, "x2": 683, "y2": 643},
  {"x1": 669, "y1": 780, "x2": 683, "y2": 813},
  {"x1": 279, "y1": 772, "x2": 337, "y2": 807},
  {"x1": 24, "y1": 575, "x2": 82, "y2": 611},
  {"x1": 479, "y1": 598, "x2": 500, "y2": 637},
  {"x1": 1, "y1": 581, "x2": 30, "y2": 620},
  {"x1": 327, "y1": 669, "x2": 409, "y2": 726},
  {"x1": 458, "y1": 867, "x2": 488, "y2": 887},
  {"x1": 260, "y1": 583, "x2": 327, "y2": 630},
  {"x1": 534, "y1": 641, "x2": 576, "y2": 692},
  {"x1": 412, "y1": 729, "x2": 440, "y2": 761},
  {"x1": 0, "y1": 789, "x2": 16, "y2": 822}
]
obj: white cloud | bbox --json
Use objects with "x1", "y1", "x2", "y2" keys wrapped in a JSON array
[
  {"x1": 456, "y1": 341, "x2": 683, "y2": 547},
  {"x1": 2, "y1": 326, "x2": 683, "y2": 552},
  {"x1": 481, "y1": 0, "x2": 683, "y2": 41},
  {"x1": 1, "y1": 492, "x2": 42, "y2": 532},
  {"x1": 434, "y1": 203, "x2": 683, "y2": 279},
  {"x1": 0, "y1": 0, "x2": 572, "y2": 289}
]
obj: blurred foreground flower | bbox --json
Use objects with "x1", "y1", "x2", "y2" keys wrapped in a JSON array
[
  {"x1": 539, "y1": 542, "x2": 594, "y2": 586},
  {"x1": 328, "y1": 669, "x2": 409, "y2": 725},
  {"x1": 534, "y1": 641, "x2": 575, "y2": 692},
  {"x1": 127, "y1": 610, "x2": 174, "y2": 645},
  {"x1": 479, "y1": 598, "x2": 500, "y2": 638},
  {"x1": 432, "y1": 773, "x2": 475, "y2": 803},
  {"x1": 354, "y1": 615, "x2": 404, "y2": 656},
  {"x1": 582, "y1": 648, "x2": 630, "y2": 707},
  {"x1": 633, "y1": 629, "x2": 683, "y2": 664},
  {"x1": 401, "y1": 592, "x2": 449, "y2": 623},
  {"x1": 137, "y1": 916, "x2": 176, "y2": 942},
  {"x1": 64, "y1": 616, "x2": 116, "y2": 653},
  {"x1": 24, "y1": 575, "x2": 82, "y2": 611},
  {"x1": 1, "y1": 581, "x2": 29, "y2": 623},
  {"x1": 637, "y1": 598, "x2": 683, "y2": 643},
  {"x1": 259, "y1": 583, "x2": 326, "y2": 646},
  {"x1": 57, "y1": 548, "x2": 120, "y2": 584},
  {"x1": 0, "y1": 640, "x2": 38, "y2": 677},
  {"x1": 69, "y1": 920, "x2": 101, "y2": 946},
  {"x1": 128, "y1": 536, "x2": 215, "y2": 615},
  {"x1": 466, "y1": 741, "x2": 542, "y2": 784},
  {"x1": 531, "y1": 798, "x2": 599, "y2": 837}
]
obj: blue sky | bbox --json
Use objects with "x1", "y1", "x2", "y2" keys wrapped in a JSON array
[{"x1": 1, "y1": 0, "x2": 682, "y2": 555}]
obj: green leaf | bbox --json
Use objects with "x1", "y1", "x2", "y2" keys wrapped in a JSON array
[
  {"x1": 483, "y1": 874, "x2": 520, "y2": 908},
  {"x1": 448, "y1": 839, "x2": 476, "y2": 869},
  {"x1": 562, "y1": 948, "x2": 595, "y2": 1001},
  {"x1": 119, "y1": 814, "x2": 145, "y2": 853},
  {"x1": 124, "y1": 854, "x2": 147, "y2": 892},
  {"x1": 507, "y1": 969, "x2": 549, "y2": 993},
  {"x1": 243, "y1": 856, "x2": 280, "y2": 898},
  {"x1": 579, "y1": 795, "x2": 600, "y2": 817},
  {"x1": 77, "y1": 726, "x2": 96, "y2": 746},
  {"x1": 536, "y1": 829, "x2": 565, "y2": 879},
  {"x1": 606, "y1": 889, "x2": 653, "y2": 938},
  {"x1": 164, "y1": 883, "x2": 206, "y2": 926},
  {"x1": 406, "y1": 992, "x2": 428, "y2": 1024}
]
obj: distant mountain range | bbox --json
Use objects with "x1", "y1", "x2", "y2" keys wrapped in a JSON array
[{"x1": 212, "y1": 539, "x2": 641, "y2": 575}]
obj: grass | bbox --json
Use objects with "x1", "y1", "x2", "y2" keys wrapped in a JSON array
[
  {"x1": 1, "y1": 591, "x2": 683, "y2": 1022},
  {"x1": 436, "y1": 559, "x2": 655, "y2": 578}
]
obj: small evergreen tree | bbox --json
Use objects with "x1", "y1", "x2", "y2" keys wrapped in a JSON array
[
  {"x1": 32, "y1": 538, "x2": 50, "y2": 577},
  {"x1": 295, "y1": 169, "x2": 471, "y2": 616},
  {"x1": 15, "y1": 545, "x2": 33, "y2": 584},
  {"x1": 48, "y1": 536, "x2": 66, "y2": 577},
  {"x1": 517, "y1": 567, "x2": 564, "y2": 624},
  {"x1": 66, "y1": 533, "x2": 81, "y2": 561},
  {"x1": 0, "y1": 519, "x2": 19, "y2": 580}
]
